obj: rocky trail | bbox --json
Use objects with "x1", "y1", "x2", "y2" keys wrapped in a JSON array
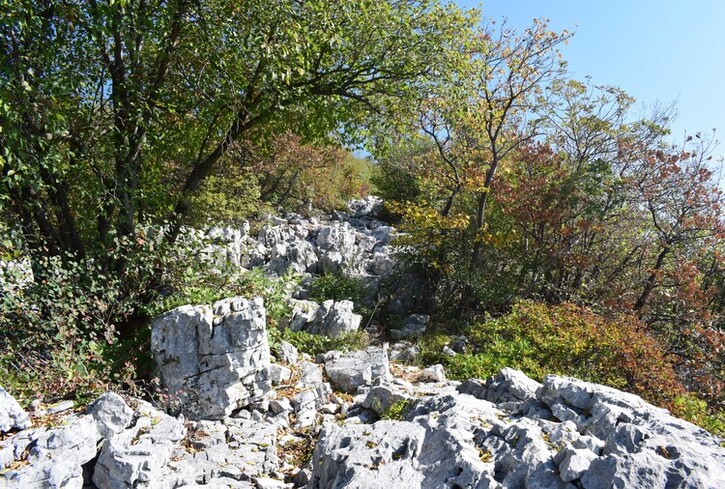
[{"x1": 2, "y1": 199, "x2": 724, "y2": 488}]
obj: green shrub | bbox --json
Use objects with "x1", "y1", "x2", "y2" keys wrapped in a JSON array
[
  {"x1": 382, "y1": 399, "x2": 412, "y2": 420},
  {"x1": 145, "y1": 266, "x2": 299, "y2": 328},
  {"x1": 309, "y1": 273, "x2": 367, "y2": 303},
  {"x1": 309, "y1": 273, "x2": 372, "y2": 322},
  {"x1": 437, "y1": 301, "x2": 685, "y2": 409},
  {"x1": 269, "y1": 328, "x2": 370, "y2": 358},
  {"x1": 672, "y1": 394, "x2": 725, "y2": 438},
  {"x1": 0, "y1": 246, "x2": 153, "y2": 404}
]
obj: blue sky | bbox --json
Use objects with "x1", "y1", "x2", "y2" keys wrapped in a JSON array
[{"x1": 455, "y1": 1, "x2": 725, "y2": 152}]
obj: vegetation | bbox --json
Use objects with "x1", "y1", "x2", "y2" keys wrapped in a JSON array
[{"x1": 1, "y1": 0, "x2": 723, "y2": 436}]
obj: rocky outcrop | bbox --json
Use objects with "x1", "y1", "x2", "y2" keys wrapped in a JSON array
[
  {"x1": 1, "y1": 414, "x2": 99, "y2": 488},
  {"x1": 322, "y1": 347, "x2": 390, "y2": 393},
  {"x1": 151, "y1": 296, "x2": 272, "y2": 420},
  {"x1": 4, "y1": 293, "x2": 724, "y2": 488},
  {"x1": 92, "y1": 399, "x2": 185, "y2": 488},
  {"x1": 311, "y1": 368, "x2": 725, "y2": 489},
  {"x1": 182, "y1": 197, "x2": 426, "y2": 319}
]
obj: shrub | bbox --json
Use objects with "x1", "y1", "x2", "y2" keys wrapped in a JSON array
[
  {"x1": 436, "y1": 301, "x2": 685, "y2": 409},
  {"x1": 309, "y1": 273, "x2": 367, "y2": 304},
  {"x1": 309, "y1": 273, "x2": 373, "y2": 322},
  {"x1": 268, "y1": 328, "x2": 370, "y2": 358},
  {"x1": 0, "y1": 246, "x2": 152, "y2": 404},
  {"x1": 672, "y1": 394, "x2": 725, "y2": 437}
]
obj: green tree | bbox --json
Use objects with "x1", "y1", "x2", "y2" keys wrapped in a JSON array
[{"x1": 1, "y1": 0, "x2": 474, "y2": 259}]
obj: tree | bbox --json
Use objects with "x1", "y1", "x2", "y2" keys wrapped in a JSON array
[
  {"x1": 388, "y1": 18, "x2": 571, "y2": 314},
  {"x1": 0, "y1": 0, "x2": 473, "y2": 261}
]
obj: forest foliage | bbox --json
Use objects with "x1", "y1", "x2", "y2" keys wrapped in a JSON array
[{"x1": 1, "y1": 0, "x2": 723, "y2": 432}]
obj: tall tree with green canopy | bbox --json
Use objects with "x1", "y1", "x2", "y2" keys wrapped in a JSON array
[
  {"x1": 396, "y1": 18, "x2": 571, "y2": 314},
  {"x1": 0, "y1": 0, "x2": 474, "y2": 260}
]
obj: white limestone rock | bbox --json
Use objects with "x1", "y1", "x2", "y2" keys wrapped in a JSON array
[
  {"x1": 2, "y1": 415, "x2": 99, "y2": 488},
  {"x1": 92, "y1": 401, "x2": 185, "y2": 489},
  {"x1": 0, "y1": 386, "x2": 31, "y2": 433},
  {"x1": 418, "y1": 364, "x2": 446, "y2": 383},
  {"x1": 323, "y1": 347, "x2": 390, "y2": 393},
  {"x1": 305, "y1": 300, "x2": 361, "y2": 338},
  {"x1": 87, "y1": 392, "x2": 134, "y2": 440},
  {"x1": 151, "y1": 297, "x2": 272, "y2": 420}
]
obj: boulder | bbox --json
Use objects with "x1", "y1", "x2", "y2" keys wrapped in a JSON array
[
  {"x1": 540, "y1": 374, "x2": 725, "y2": 488},
  {"x1": 285, "y1": 299, "x2": 319, "y2": 332},
  {"x1": 277, "y1": 340, "x2": 299, "y2": 365},
  {"x1": 151, "y1": 296, "x2": 272, "y2": 419},
  {"x1": 305, "y1": 300, "x2": 361, "y2": 338},
  {"x1": 323, "y1": 347, "x2": 390, "y2": 393},
  {"x1": 87, "y1": 392, "x2": 134, "y2": 440},
  {"x1": 0, "y1": 386, "x2": 31, "y2": 433},
  {"x1": 93, "y1": 401, "x2": 186, "y2": 488},
  {"x1": 418, "y1": 364, "x2": 446, "y2": 383},
  {"x1": 165, "y1": 418, "x2": 279, "y2": 487},
  {"x1": 458, "y1": 367, "x2": 541, "y2": 405},
  {"x1": 348, "y1": 196, "x2": 383, "y2": 218},
  {"x1": 2, "y1": 415, "x2": 99, "y2": 488},
  {"x1": 388, "y1": 342, "x2": 420, "y2": 363},
  {"x1": 311, "y1": 368, "x2": 725, "y2": 489}
]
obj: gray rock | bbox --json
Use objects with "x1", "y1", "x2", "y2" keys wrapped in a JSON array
[
  {"x1": 458, "y1": 367, "x2": 541, "y2": 405},
  {"x1": 278, "y1": 341, "x2": 299, "y2": 365},
  {"x1": 265, "y1": 364, "x2": 292, "y2": 386},
  {"x1": 442, "y1": 345, "x2": 457, "y2": 357},
  {"x1": 361, "y1": 385, "x2": 413, "y2": 416},
  {"x1": 305, "y1": 300, "x2": 361, "y2": 338},
  {"x1": 557, "y1": 447, "x2": 597, "y2": 482},
  {"x1": 538, "y1": 374, "x2": 725, "y2": 488},
  {"x1": 45, "y1": 400, "x2": 75, "y2": 416},
  {"x1": 312, "y1": 393, "x2": 507, "y2": 489},
  {"x1": 284, "y1": 300, "x2": 319, "y2": 332},
  {"x1": 310, "y1": 368, "x2": 725, "y2": 489},
  {"x1": 390, "y1": 314, "x2": 429, "y2": 340},
  {"x1": 165, "y1": 418, "x2": 279, "y2": 487},
  {"x1": 291, "y1": 383, "x2": 332, "y2": 413},
  {"x1": 270, "y1": 398, "x2": 293, "y2": 415},
  {"x1": 316, "y1": 222, "x2": 356, "y2": 255},
  {"x1": 309, "y1": 421, "x2": 427, "y2": 488},
  {"x1": 87, "y1": 392, "x2": 134, "y2": 440},
  {"x1": 348, "y1": 196, "x2": 383, "y2": 218},
  {"x1": 323, "y1": 347, "x2": 389, "y2": 392},
  {"x1": 92, "y1": 401, "x2": 185, "y2": 489},
  {"x1": 2, "y1": 415, "x2": 99, "y2": 488},
  {"x1": 295, "y1": 361, "x2": 323, "y2": 388},
  {"x1": 388, "y1": 342, "x2": 420, "y2": 363},
  {"x1": 255, "y1": 476, "x2": 288, "y2": 488},
  {"x1": 151, "y1": 296, "x2": 272, "y2": 419},
  {"x1": 418, "y1": 364, "x2": 446, "y2": 383},
  {"x1": 0, "y1": 386, "x2": 31, "y2": 433},
  {"x1": 368, "y1": 251, "x2": 395, "y2": 276}
]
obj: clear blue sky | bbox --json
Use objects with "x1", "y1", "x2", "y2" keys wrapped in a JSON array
[{"x1": 456, "y1": 1, "x2": 725, "y2": 151}]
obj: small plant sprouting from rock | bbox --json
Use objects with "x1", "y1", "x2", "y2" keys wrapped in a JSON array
[{"x1": 382, "y1": 399, "x2": 412, "y2": 421}]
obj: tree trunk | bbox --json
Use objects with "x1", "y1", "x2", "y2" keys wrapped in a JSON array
[{"x1": 634, "y1": 244, "x2": 670, "y2": 314}]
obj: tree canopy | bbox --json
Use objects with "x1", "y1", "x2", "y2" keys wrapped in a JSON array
[{"x1": 0, "y1": 0, "x2": 474, "y2": 255}]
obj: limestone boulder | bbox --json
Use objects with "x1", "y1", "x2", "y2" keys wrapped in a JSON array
[
  {"x1": 151, "y1": 296, "x2": 272, "y2": 419},
  {"x1": 0, "y1": 386, "x2": 31, "y2": 433},
  {"x1": 323, "y1": 347, "x2": 389, "y2": 393}
]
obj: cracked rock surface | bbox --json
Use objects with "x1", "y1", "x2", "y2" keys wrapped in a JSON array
[{"x1": 2, "y1": 341, "x2": 725, "y2": 488}]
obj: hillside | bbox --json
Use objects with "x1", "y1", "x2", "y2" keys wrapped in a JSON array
[{"x1": 2, "y1": 200, "x2": 724, "y2": 487}]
